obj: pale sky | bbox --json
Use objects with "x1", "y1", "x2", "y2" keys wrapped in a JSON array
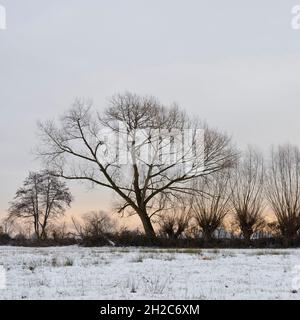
[{"x1": 1, "y1": 0, "x2": 300, "y2": 225}]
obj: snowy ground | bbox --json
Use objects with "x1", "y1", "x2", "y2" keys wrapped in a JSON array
[{"x1": 0, "y1": 246, "x2": 300, "y2": 300}]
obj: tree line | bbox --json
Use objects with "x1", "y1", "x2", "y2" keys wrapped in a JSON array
[{"x1": 2, "y1": 93, "x2": 300, "y2": 247}]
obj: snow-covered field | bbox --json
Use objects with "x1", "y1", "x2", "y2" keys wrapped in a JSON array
[{"x1": 0, "y1": 246, "x2": 300, "y2": 300}]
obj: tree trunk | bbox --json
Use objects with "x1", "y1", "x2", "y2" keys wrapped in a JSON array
[
  {"x1": 282, "y1": 230, "x2": 296, "y2": 247},
  {"x1": 203, "y1": 230, "x2": 213, "y2": 246},
  {"x1": 242, "y1": 229, "x2": 252, "y2": 247},
  {"x1": 41, "y1": 229, "x2": 47, "y2": 241},
  {"x1": 34, "y1": 219, "x2": 40, "y2": 240},
  {"x1": 283, "y1": 236, "x2": 291, "y2": 248},
  {"x1": 137, "y1": 209, "x2": 156, "y2": 239}
]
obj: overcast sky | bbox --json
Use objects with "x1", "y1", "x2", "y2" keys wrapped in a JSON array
[{"x1": 1, "y1": 0, "x2": 300, "y2": 224}]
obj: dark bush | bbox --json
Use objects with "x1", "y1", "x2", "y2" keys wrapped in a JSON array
[
  {"x1": 80, "y1": 234, "x2": 113, "y2": 247},
  {"x1": 0, "y1": 230, "x2": 300, "y2": 248},
  {"x1": 0, "y1": 233, "x2": 11, "y2": 245}
]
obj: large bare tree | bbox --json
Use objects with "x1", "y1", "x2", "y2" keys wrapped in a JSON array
[
  {"x1": 265, "y1": 144, "x2": 300, "y2": 244},
  {"x1": 37, "y1": 93, "x2": 235, "y2": 239},
  {"x1": 8, "y1": 171, "x2": 72, "y2": 240},
  {"x1": 192, "y1": 171, "x2": 231, "y2": 244},
  {"x1": 230, "y1": 147, "x2": 265, "y2": 245}
]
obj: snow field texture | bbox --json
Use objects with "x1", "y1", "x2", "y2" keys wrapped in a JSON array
[{"x1": 0, "y1": 246, "x2": 299, "y2": 300}]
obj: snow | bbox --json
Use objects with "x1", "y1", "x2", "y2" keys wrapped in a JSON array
[{"x1": 0, "y1": 246, "x2": 299, "y2": 300}]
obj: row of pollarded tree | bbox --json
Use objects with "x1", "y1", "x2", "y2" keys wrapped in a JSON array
[
  {"x1": 6, "y1": 93, "x2": 300, "y2": 245},
  {"x1": 157, "y1": 144, "x2": 300, "y2": 246}
]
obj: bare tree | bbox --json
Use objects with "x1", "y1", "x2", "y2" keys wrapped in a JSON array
[
  {"x1": 157, "y1": 196, "x2": 192, "y2": 239},
  {"x1": 8, "y1": 171, "x2": 72, "y2": 240},
  {"x1": 0, "y1": 217, "x2": 16, "y2": 236},
  {"x1": 37, "y1": 93, "x2": 235, "y2": 239},
  {"x1": 230, "y1": 147, "x2": 265, "y2": 245},
  {"x1": 71, "y1": 211, "x2": 116, "y2": 245},
  {"x1": 265, "y1": 145, "x2": 300, "y2": 245},
  {"x1": 49, "y1": 221, "x2": 69, "y2": 240},
  {"x1": 192, "y1": 171, "x2": 231, "y2": 244}
]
